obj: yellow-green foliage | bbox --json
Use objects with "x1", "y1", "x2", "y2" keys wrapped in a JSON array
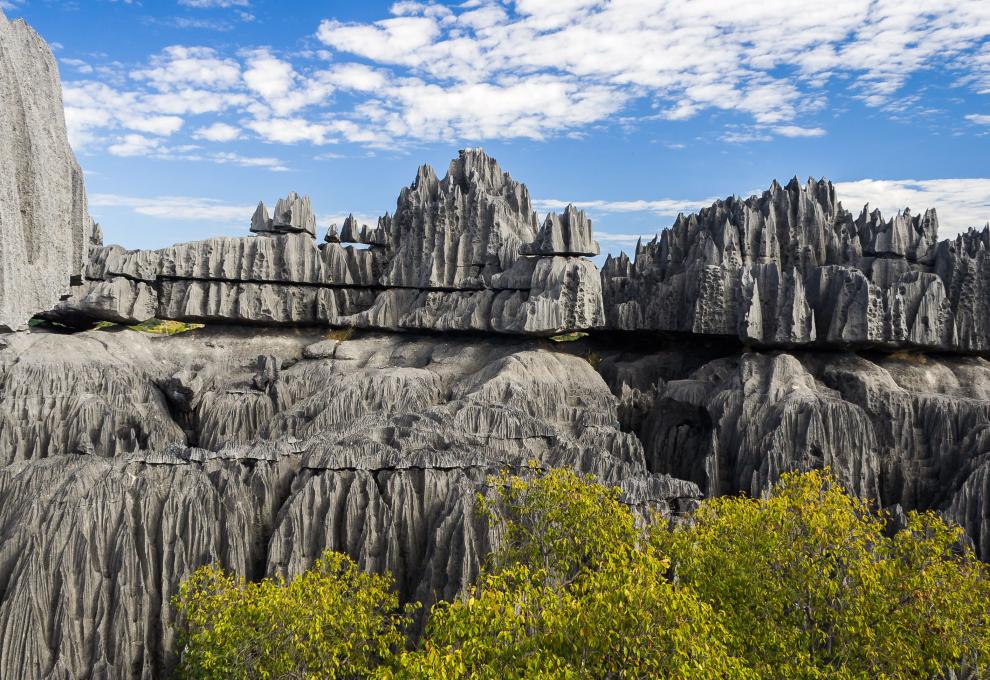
[
  {"x1": 392, "y1": 469, "x2": 749, "y2": 679},
  {"x1": 173, "y1": 552, "x2": 412, "y2": 679},
  {"x1": 129, "y1": 318, "x2": 203, "y2": 335},
  {"x1": 326, "y1": 327, "x2": 356, "y2": 342},
  {"x1": 548, "y1": 332, "x2": 589, "y2": 343},
  {"x1": 174, "y1": 469, "x2": 990, "y2": 680},
  {"x1": 655, "y1": 469, "x2": 990, "y2": 679}
]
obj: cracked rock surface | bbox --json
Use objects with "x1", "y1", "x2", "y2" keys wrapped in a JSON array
[{"x1": 0, "y1": 327, "x2": 696, "y2": 678}]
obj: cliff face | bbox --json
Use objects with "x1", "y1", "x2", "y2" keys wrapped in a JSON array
[
  {"x1": 0, "y1": 328, "x2": 697, "y2": 678},
  {"x1": 2, "y1": 10, "x2": 990, "y2": 680},
  {"x1": 0, "y1": 10, "x2": 93, "y2": 331}
]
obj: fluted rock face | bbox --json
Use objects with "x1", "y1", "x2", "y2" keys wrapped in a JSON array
[
  {"x1": 522, "y1": 204, "x2": 599, "y2": 257},
  {"x1": 382, "y1": 150, "x2": 538, "y2": 289},
  {"x1": 0, "y1": 10, "x2": 94, "y2": 331},
  {"x1": 0, "y1": 327, "x2": 697, "y2": 678},
  {"x1": 49, "y1": 150, "x2": 605, "y2": 335},
  {"x1": 599, "y1": 345, "x2": 990, "y2": 560},
  {"x1": 602, "y1": 178, "x2": 990, "y2": 352}
]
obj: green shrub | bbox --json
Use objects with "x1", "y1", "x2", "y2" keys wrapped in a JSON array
[
  {"x1": 175, "y1": 469, "x2": 990, "y2": 679},
  {"x1": 173, "y1": 552, "x2": 412, "y2": 679}
]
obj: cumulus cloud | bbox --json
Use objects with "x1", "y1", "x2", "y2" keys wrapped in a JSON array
[
  {"x1": 61, "y1": 1, "x2": 990, "y2": 154},
  {"x1": 178, "y1": 0, "x2": 250, "y2": 7},
  {"x1": 534, "y1": 198, "x2": 713, "y2": 216},
  {"x1": 774, "y1": 125, "x2": 827, "y2": 138},
  {"x1": 193, "y1": 122, "x2": 241, "y2": 141},
  {"x1": 967, "y1": 114, "x2": 990, "y2": 124},
  {"x1": 132, "y1": 46, "x2": 241, "y2": 89},
  {"x1": 311, "y1": 0, "x2": 990, "y2": 143},
  {"x1": 90, "y1": 194, "x2": 256, "y2": 222}
]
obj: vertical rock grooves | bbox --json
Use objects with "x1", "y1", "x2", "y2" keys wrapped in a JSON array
[
  {"x1": 0, "y1": 327, "x2": 698, "y2": 677},
  {"x1": 0, "y1": 10, "x2": 91, "y2": 330}
]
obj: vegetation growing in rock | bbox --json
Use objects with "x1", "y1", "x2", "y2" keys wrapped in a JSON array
[{"x1": 175, "y1": 469, "x2": 990, "y2": 679}]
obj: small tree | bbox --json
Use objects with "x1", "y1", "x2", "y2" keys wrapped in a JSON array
[
  {"x1": 173, "y1": 551, "x2": 412, "y2": 680},
  {"x1": 656, "y1": 469, "x2": 990, "y2": 679},
  {"x1": 392, "y1": 469, "x2": 751, "y2": 679}
]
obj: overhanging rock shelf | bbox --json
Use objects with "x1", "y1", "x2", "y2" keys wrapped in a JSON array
[{"x1": 49, "y1": 153, "x2": 990, "y2": 354}]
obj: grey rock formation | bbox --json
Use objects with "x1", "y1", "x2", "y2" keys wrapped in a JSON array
[
  {"x1": 250, "y1": 193, "x2": 317, "y2": 237},
  {"x1": 0, "y1": 9, "x2": 94, "y2": 330},
  {"x1": 522, "y1": 204, "x2": 600, "y2": 256},
  {"x1": 50, "y1": 150, "x2": 605, "y2": 335},
  {"x1": 602, "y1": 178, "x2": 990, "y2": 353},
  {"x1": 0, "y1": 327, "x2": 697, "y2": 678},
  {"x1": 599, "y1": 344, "x2": 990, "y2": 561},
  {"x1": 272, "y1": 192, "x2": 317, "y2": 237}
]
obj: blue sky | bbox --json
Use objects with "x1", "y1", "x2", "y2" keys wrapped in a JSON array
[{"x1": 4, "y1": 0, "x2": 990, "y2": 257}]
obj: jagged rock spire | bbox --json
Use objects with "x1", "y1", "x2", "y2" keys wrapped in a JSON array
[{"x1": 522, "y1": 204, "x2": 599, "y2": 256}]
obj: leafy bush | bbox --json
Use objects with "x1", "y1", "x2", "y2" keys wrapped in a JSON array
[
  {"x1": 175, "y1": 469, "x2": 990, "y2": 679},
  {"x1": 656, "y1": 469, "x2": 990, "y2": 679},
  {"x1": 173, "y1": 552, "x2": 412, "y2": 679}
]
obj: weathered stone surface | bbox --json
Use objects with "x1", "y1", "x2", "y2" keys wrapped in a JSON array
[
  {"x1": 0, "y1": 327, "x2": 697, "y2": 678},
  {"x1": 600, "y1": 344, "x2": 990, "y2": 560},
  {"x1": 0, "y1": 9, "x2": 94, "y2": 330},
  {"x1": 602, "y1": 177, "x2": 990, "y2": 353},
  {"x1": 522, "y1": 204, "x2": 599, "y2": 256},
  {"x1": 51, "y1": 150, "x2": 604, "y2": 335}
]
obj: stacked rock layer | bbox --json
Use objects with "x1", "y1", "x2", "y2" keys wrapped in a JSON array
[
  {"x1": 50, "y1": 150, "x2": 604, "y2": 336},
  {"x1": 603, "y1": 178, "x2": 990, "y2": 353}
]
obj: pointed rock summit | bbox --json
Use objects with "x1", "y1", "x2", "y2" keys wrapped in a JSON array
[
  {"x1": 522, "y1": 204, "x2": 599, "y2": 256},
  {"x1": 272, "y1": 192, "x2": 317, "y2": 237}
]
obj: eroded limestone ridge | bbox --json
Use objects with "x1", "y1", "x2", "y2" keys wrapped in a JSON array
[
  {"x1": 48, "y1": 148, "x2": 605, "y2": 336},
  {"x1": 0, "y1": 9, "x2": 95, "y2": 331},
  {"x1": 602, "y1": 177, "x2": 990, "y2": 353}
]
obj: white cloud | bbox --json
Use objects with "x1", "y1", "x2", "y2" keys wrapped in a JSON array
[
  {"x1": 245, "y1": 117, "x2": 332, "y2": 144},
  {"x1": 60, "y1": 58, "x2": 94, "y2": 74},
  {"x1": 243, "y1": 49, "x2": 296, "y2": 99},
  {"x1": 90, "y1": 194, "x2": 256, "y2": 223},
  {"x1": 132, "y1": 46, "x2": 241, "y2": 89},
  {"x1": 62, "y1": 1, "x2": 990, "y2": 154},
  {"x1": 307, "y1": 0, "x2": 990, "y2": 145},
  {"x1": 326, "y1": 63, "x2": 388, "y2": 92},
  {"x1": 593, "y1": 232, "x2": 666, "y2": 248},
  {"x1": 535, "y1": 198, "x2": 713, "y2": 215},
  {"x1": 194, "y1": 122, "x2": 241, "y2": 141},
  {"x1": 774, "y1": 125, "x2": 827, "y2": 138},
  {"x1": 967, "y1": 114, "x2": 990, "y2": 124},
  {"x1": 178, "y1": 0, "x2": 250, "y2": 7},
  {"x1": 108, "y1": 134, "x2": 164, "y2": 157}
]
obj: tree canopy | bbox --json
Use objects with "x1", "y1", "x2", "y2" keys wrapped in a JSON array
[{"x1": 174, "y1": 468, "x2": 990, "y2": 679}]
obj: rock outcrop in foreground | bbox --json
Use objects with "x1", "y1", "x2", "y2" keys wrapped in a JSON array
[
  {"x1": 0, "y1": 10, "x2": 94, "y2": 330},
  {"x1": 603, "y1": 178, "x2": 990, "y2": 353},
  {"x1": 0, "y1": 328, "x2": 695, "y2": 677}
]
